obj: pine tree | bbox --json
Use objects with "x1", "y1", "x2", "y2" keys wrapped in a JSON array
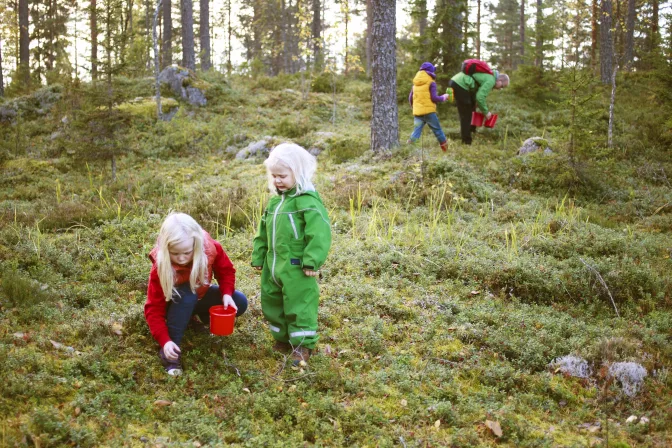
[
  {"x1": 19, "y1": 0, "x2": 29, "y2": 86},
  {"x1": 370, "y1": 0, "x2": 398, "y2": 154},
  {"x1": 623, "y1": 0, "x2": 635, "y2": 69},
  {"x1": 30, "y1": 0, "x2": 75, "y2": 82},
  {"x1": 0, "y1": 39, "x2": 4, "y2": 96},
  {"x1": 312, "y1": 0, "x2": 323, "y2": 71},
  {"x1": 200, "y1": 0, "x2": 211, "y2": 70},
  {"x1": 520, "y1": 0, "x2": 526, "y2": 67},
  {"x1": 429, "y1": 0, "x2": 465, "y2": 73},
  {"x1": 181, "y1": 0, "x2": 196, "y2": 70},
  {"x1": 486, "y1": 0, "x2": 519, "y2": 70},
  {"x1": 162, "y1": 0, "x2": 172, "y2": 68},
  {"x1": 600, "y1": 0, "x2": 614, "y2": 83}
]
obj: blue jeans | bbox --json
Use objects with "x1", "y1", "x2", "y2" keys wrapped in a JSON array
[
  {"x1": 166, "y1": 284, "x2": 248, "y2": 345},
  {"x1": 409, "y1": 113, "x2": 447, "y2": 144}
]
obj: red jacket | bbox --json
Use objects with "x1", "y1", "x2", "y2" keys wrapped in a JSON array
[{"x1": 144, "y1": 232, "x2": 236, "y2": 346}]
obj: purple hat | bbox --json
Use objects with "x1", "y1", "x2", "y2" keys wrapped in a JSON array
[
  {"x1": 419, "y1": 62, "x2": 436, "y2": 78},
  {"x1": 420, "y1": 62, "x2": 435, "y2": 73}
]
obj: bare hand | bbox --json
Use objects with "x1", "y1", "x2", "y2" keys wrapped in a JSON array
[
  {"x1": 303, "y1": 269, "x2": 318, "y2": 277},
  {"x1": 222, "y1": 294, "x2": 238, "y2": 311},
  {"x1": 485, "y1": 112, "x2": 493, "y2": 120},
  {"x1": 163, "y1": 341, "x2": 181, "y2": 361}
]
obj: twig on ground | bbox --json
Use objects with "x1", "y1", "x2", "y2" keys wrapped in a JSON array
[
  {"x1": 221, "y1": 350, "x2": 241, "y2": 377},
  {"x1": 579, "y1": 258, "x2": 620, "y2": 318}
]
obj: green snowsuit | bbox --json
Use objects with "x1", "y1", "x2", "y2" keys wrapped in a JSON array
[{"x1": 251, "y1": 187, "x2": 332, "y2": 349}]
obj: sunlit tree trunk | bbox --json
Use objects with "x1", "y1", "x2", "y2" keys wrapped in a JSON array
[
  {"x1": 650, "y1": 0, "x2": 659, "y2": 51},
  {"x1": 535, "y1": 0, "x2": 542, "y2": 67},
  {"x1": 366, "y1": 0, "x2": 372, "y2": 76},
  {"x1": 312, "y1": 0, "x2": 322, "y2": 71},
  {"x1": 181, "y1": 0, "x2": 196, "y2": 70},
  {"x1": 600, "y1": 0, "x2": 614, "y2": 83},
  {"x1": 0, "y1": 39, "x2": 4, "y2": 96},
  {"x1": 519, "y1": 0, "x2": 525, "y2": 67},
  {"x1": 162, "y1": 0, "x2": 172, "y2": 68},
  {"x1": 19, "y1": 0, "x2": 30, "y2": 86},
  {"x1": 591, "y1": 0, "x2": 597, "y2": 71},
  {"x1": 370, "y1": 0, "x2": 398, "y2": 154},
  {"x1": 200, "y1": 0, "x2": 211, "y2": 70}
]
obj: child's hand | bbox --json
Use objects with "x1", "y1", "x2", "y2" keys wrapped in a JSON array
[
  {"x1": 485, "y1": 112, "x2": 493, "y2": 120},
  {"x1": 253, "y1": 266, "x2": 262, "y2": 271},
  {"x1": 222, "y1": 294, "x2": 238, "y2": 311},
  {"x1": 303, "y1": 269, "x2": 318, "y2": 277},
  {"x1": 163, "y1": 341, "x2": 181, "y2": 361}
]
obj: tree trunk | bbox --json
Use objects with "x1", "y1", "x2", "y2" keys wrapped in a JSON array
[
  {"x1": 344, "y1": 1, "x2": 349, "y2": 75},
  {"x1": 519, "y1": 0, "x2": 525, "y2": 67},
  {"x1": 476, "y1": 0, "x2": 481, "y2": 59},
  {"x1": 370, "y1": 0, "x2": 398, "y2": 154},
  {"x1": 312, "y1": 0, "x2": 322, "y2": 71},
  {"x1": 650, "y1": 0, "x2": 658, "y2": 51},
  {"x1": 591, "y1": 0, "x2": 597, "y2": 71},
  {"x1": 623, "y1": 0, "x2": 635, "y2": 70},
  {"x1": 366, "y1": 0, "x2": 372, "y2": 76},
  {"x1": 253, "y1": 1, "x2": 262, "y2": 59},
  {"x1": 200, "y1": 0, "x2": 211, "y2": 70},
  {"x1": 181, "y1": 0, "x2": 196, "y2": 70},
  {"x1": 154, "y1": 0, "x2": 164, "y2": 118},
  {"x1": 282, "y1": 0, "x2": 289, "y2": 73},
  {"x1": 535, "y1": 0, "x2": 542, "y2": 67},
  {"x1": 608, "y1": 64, "x2": 617, "y2": 148},
  {"x1": 0, "y1": 39, "x2": 4, "y2": 96},
  {"x1": 19, "y1": 0, "x2": 30, "y2": 86},
  {"x1": 90, "y1": 0, "x2": 98, "y2": 80},
  {"x1": 600, "y1": 0, "x2": 614, "y2": 84},
  {"x1": 162, "y1": 0, "x2": 172, "y2": 68},
  {"x1": 47, "y1": 0, "x2": 54, "y2": 72}
]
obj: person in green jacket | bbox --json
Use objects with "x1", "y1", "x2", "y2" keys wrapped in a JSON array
[
  {"x1": 252, "y1": 143, "x2": 332, "y2": 366},
  {"x1": 448, "y1": 70, "x2": 509, "y2": 144}
]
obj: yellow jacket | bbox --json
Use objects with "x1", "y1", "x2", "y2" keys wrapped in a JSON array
[{"x1": 412, "y1": 70, "x2": 437, "y2": 116}]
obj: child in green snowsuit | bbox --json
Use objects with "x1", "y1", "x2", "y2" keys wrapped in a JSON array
[{"x1": 252, "y1": 143, "x2": 332, "y2": 365}]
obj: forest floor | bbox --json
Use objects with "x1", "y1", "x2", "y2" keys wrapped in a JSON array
[{"x1": 0, "y1": 74, "x2": 671, "y2": 447}]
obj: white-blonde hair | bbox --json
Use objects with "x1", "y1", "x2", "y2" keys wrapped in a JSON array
[
  {"x1": 155, "y1": 212, "x2": 208, "y2": 301},
  {"x1": 264, "y1": 143, "x2": 317, "y2": 195}
]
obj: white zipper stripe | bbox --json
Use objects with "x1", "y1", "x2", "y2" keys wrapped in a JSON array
[
  {"x1": 290, "y1": 330, "x2": 317, "y2": 338},
  {"x1": 271, "y1": 195, "x2": 285, "y2": 286},
  {"x1": 269, "y1": 325, "x2": 281, "y2": 333},
  {"x1": 288, "y1": 213, "x2": 299, "y2": 239}
]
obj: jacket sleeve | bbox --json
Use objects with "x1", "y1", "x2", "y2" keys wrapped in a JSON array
[
  {"x1": 474, "y1": 74, "x2": 495, "y2": 114},
  {"x1": 251, "y1": 207, "x2": 269, "y2": 267},
  {"x1": 212, "y1": 241, "x2": 236, "y2": 297},
  {"x1": 429, "y1": 82, "x2": 445, "y2": 103},
  {"x1": 144, "y1": 265, "x2": 172, "y2": 347},
  {"x1": 301, "y1": 198, "x2": 332, "y2": 271}
]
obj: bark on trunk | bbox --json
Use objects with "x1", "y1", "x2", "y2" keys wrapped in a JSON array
[
  {"x1": 591, "y1": 0, "x2": 597, "y2": 71},
  {"x1": 651, "y1": 0, "x2": 658, "y2": 51},
  {"x1": 476, "y1": 0, "x2": 481, "y2": 59},
  {"x1": 162, "y1": 0, "x2": 172, "y2": 68},
  {"x1": 600, "y1": 0, "x2": 614, "y2": 84},
  {"x1": 200, "y1": 0, "x2": 211, "y2": 70},
  {"x1": 0, "y1": 39, "x2": 4, "y2": 96},
  {"x1": 608, "y1": 64, "x2": 617, "y2": 148},
  {"x1": 519, "y1": 0, "x2": 525, "y2": 67},
  {"x1": 623, "y1": 0, "x2": 635, "y2": 70},
  {"x1": 227, "y1": 0, "x2": 232, "y2": 74},
  {"x1": 19, "y1": 0, "x2": 30, "y2": 86},
  {"x1": 535, "y1": 0, "x2": 542, "y2": 67},
  {"x1": 370, "y1": 0, "x2": 398, "y2": 154},
  {"x1": 154, "y1": 0, "x2": 164, "y2": 118},
  {"x1": 312, "y1": 0, "x2": 322, "y2": 71},
  {"x1": 366, "y1": 0, "x2": 372, "y2": 76},
  {"x1": 90, "y1": 0, "x2": 98, "y2": 80},
  {"x1": 181, "y1": 0, "x2": 196, "y2": 70}
]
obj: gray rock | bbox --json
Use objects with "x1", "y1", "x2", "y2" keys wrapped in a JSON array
[
  {"x1": 50, "y1": 131, "x2": 62, "y2": 141},
  {"x1": 61, "y1": 115, "x2": 69, "y2": 125},
  {"x1": 549, "y1": 355, "x2": 592, "y2": 378},
  {"x1": 235, "y1": 149, "x2": 250, "y2": 160},
  {"x1": 159, "y1": 107, "x2": 179, "y2": 122},
  {"x1": 315, "y1": 131, "x2": 336, "y2": 140},
  {"x1": 608, "y1": 362, "x2": 647, "y2": 397},
  {"x1": 225, "y1": 145, "x2": 239, "y2": 155},
  {"x1": 247, "y1": 139, "x2": 270, "y2": 156},
  {"x1": 518, "y1": 137, "x2": 552, "y2": 156},
  {"x1": 308, "y1": 147, "x2": 323, "y2": 157},
  {"x1": 158, "y1": 66, "x2": 207, "y2": 107}
]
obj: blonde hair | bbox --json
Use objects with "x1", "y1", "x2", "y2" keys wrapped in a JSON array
[
  {"x1": 264, "y1": 143, "x2": 317, "y2": 195},
  {"x1": 155, "y1": 212, "x2": 208, "y2": 301}
]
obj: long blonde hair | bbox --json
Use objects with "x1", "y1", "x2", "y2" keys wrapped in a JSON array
[
  {"x1": 264, "y1": 143, "x2": 317, "y2": 195},
  {"x1": 155, "y1": 212, "x2": 208, "y2": 301}
]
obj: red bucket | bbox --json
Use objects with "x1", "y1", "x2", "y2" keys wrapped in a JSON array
[
  {"x1": 209, "y1": 305, "x2": 236, "y2": 336},
  {"x1": 484, "y1": 114, "x2": 498, "y2": 128},
  {"x1": 471, "y1": 111, "x2": 485, "y2": 127}
]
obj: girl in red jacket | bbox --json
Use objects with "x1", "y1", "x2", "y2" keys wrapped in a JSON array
[{"x1": 144, "y1": 212, "x2": 247, "y2": 376}]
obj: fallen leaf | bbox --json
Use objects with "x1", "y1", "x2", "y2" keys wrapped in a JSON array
[
  {"x1": 485, "y1": 420, "x2": 503, "y2": 437},
  {"x1": 625, "y1": 415, "x2": 638, "y2": 424},
  {"x1": 288, "y1": 385, "x2": 297, "y2": 392},
  {"x1": 192, "y1": 442, "x2": 202, "y2": 447},
  {"x1": 323, "y1": 345, "x2": 332, "y2": 355},
  {"x1": 434, "y1": 420, "x2": 441, "y2": 428},
  {"x1": 50, "y1": 340, "x2": 64, "y2": 350},
  {"x1": 13, "y1": 332, "x2": 25, "y2": 339},
  {"x1": 153, "y1": 400, "x2": 172, "y2": 407},
  {"x1": 400, "y1": 399, "x2": 408, "y2": 407},
  {"x1": 74, "y1": 407, "x2": 81, "y2": 416},
  {"x1": 243, "y1": 388, "x2": 251, "y2": 393},
  {"x1": 470, "y1": 290, "x2": 481, "y2": 295},
  {"x1": 301, "y1": 402, "x2": 309, "y2": 408}
]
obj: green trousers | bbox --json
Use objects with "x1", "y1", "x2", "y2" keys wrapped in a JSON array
[{"x1": 260, "y1": 260, "x2": 319, "y2": 349}]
